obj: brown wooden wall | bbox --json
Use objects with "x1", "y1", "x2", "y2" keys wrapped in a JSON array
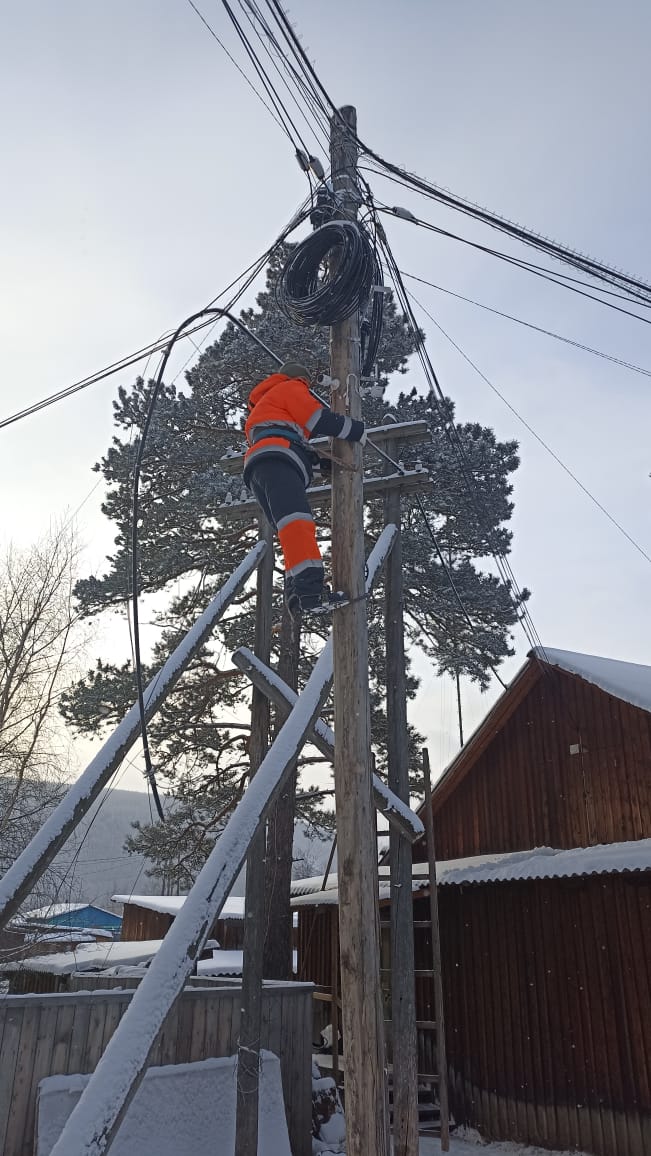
[
  {"x1": 417, "y1": 666, "x2": 651, "y2": 861},
  {"x1": 296, "y1": 871, "x2": 651, "y2": 1156},
  {"x1": 0, "y1": 981, "x2": 313, "y2": 1156},
  {"x1": 438, "y1": 873, "x2": 651, "y2": 1156},
  {"x1": 120, "y1": 903, "x2": 244, "y2": 950},
  {"x1": 120, "y1": 904, "x2": 174, "y2": 941}
]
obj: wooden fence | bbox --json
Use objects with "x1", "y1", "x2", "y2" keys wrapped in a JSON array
[{"x1": 0, "y1": 980, "x2": 313, "y2": 1156}]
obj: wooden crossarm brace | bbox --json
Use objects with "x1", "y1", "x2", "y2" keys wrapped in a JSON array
[
  {"x1": 231, "y1": 646, "x2": 424, "y2": 844},
  {"x1": 47, "y1": 526, "x2": 398, "y2": 1156},
  {"x1": 218, "y1": 420, "x2": 431, "y2": 475},
  {"x1": 0, "y1": 541, "x2": 268, "y2": 932}
]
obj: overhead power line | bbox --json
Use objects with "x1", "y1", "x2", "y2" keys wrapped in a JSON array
[
  {"x1": 401, "y1": 271, "x2": 651, "y2": 380},
  {"x1": 261, "y1": 0, "x2": 651, "y2": 305},
  {"x1": 0, "y1": 202, "x2": 310, "y2": 433},
  {"x1": 408, "y1": 288, "x2": 651, "y2": 569}
]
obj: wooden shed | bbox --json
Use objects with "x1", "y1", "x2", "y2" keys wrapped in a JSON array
[
  {"x1": 294, "y1": 841, "x2": 651, "y2": 1156},
  {"x1": 415, "y1": 647, "x2": 651, "y2": 862},
  {"x1": 113, "y1": 893, "x2": 245, "y2": 950}
]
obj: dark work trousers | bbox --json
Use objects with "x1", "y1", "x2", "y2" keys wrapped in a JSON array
[{"x1": 246, "y1": 457, "x2": 324, "y2": 598}]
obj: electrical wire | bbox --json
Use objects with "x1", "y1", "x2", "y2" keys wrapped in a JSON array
[
  {"x1": 407, "y1": 289, "x2": 651, "y2": 568},
  {"x1": 400, "y1": 271, "x2": 651, "y2": 380},
  {"x1": 130, "y1": 307, "x2": 281, "y2": 820},
  {"x1": 0, "y1": 202, "x2": 311, "y2": 434},
  {"x1": 262, "y1": 0, "x2": 651, "y2": 305},
  {"x1": 374, "y1": 204, "x2": 651, "y2": 327},
  {"x1": 370, "y1": 206, "x2": 548, "y2": 659},
  {"x1": 184, "y1": 0, "x2": 293, "y2": 142},
  {"x1": 275, "y1": 219, "x2": 376, "y2": 325}
]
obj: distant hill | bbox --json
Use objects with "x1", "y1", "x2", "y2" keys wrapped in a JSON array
[
  {"x1": 53, "y1": 787, "x2": 163, "y2": 912},
  {"x1": 46, "y1": 788, "x2": 336, "y2": 912}
]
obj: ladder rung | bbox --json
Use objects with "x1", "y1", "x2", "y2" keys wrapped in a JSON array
[
  {"x1": 379, "y1": 920, "x2": 432, "y2": 928},
  {"x1": 414, "y1": 969, "x2": 435, "y2": 977},
  {"x1": 416, "y1": 1020, "x2": 437, "y2": 1030}
]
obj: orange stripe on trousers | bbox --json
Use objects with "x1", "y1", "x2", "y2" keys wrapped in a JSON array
[{"x1": 278, "y1": 518, "x2": 322, "y2": 572}]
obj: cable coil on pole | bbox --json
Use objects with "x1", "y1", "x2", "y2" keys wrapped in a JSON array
[{"x1": 275, "y1": 219, "x2": 384, "y2": 373}]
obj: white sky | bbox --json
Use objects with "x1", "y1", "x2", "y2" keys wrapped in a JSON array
[{"x1": 2, "y1": 0, "x2": 651, "y2": 789}]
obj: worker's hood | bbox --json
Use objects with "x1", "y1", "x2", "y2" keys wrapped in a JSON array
[{"x1": 248, "y1": 373, "x2": 291, "y2": 409}]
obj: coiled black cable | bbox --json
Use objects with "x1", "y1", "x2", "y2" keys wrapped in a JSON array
[{"x1": 276, "y1": 220, "x2": 375, "y2": 327}]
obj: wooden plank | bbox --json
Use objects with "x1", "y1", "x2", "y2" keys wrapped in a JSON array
[
  {"x1": 24, "y1": 1002, "x2": 58, "y2": 1156},
  {"x1": 218, "y1": 420, "x2": 431, "y2": 474},
  {"x1": 4, "y1": 1002, "x2": 38, "y2": 1156},
  {"x1": 216, "y1": 469, "x2": 433, "y2": 520},
  {"x1": 0, "y1": 1007, "x2": 25, "y2": 1156},
  {"x1": 236, "y1": 519, "x2": 273, "y2": 1156},
  {"x1": 231, "y1": 645, "x2": 424, "y2": 843}
]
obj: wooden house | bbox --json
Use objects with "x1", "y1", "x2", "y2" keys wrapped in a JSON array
[
  {"x1": 112, "y1": 893, "x2": 245, "y2": 949},
  {"x1": 295, "y1": 647, "x2": 651, "y2": 1156},
  {"x1": 22, "y1": 901, "x2": 122, "y2": 936},
  {"x1": 415, "y1": 646, "x2": 651, "y2": 862}
]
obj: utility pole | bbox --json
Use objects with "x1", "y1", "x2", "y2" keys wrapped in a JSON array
[
  {"x1": 263, "y1": 605, "x2": 302, "y2": 979},
  {"x1": 235, "y1": 519, "x2": 274, "y2": 1156},
  {"x1": 329, "y1": 105, "x2": 389, "y2": 1156},
  {"x1": 384, "y1": 439, "x2": 419, "y2": 1155}
]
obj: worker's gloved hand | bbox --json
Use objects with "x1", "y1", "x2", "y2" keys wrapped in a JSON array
[{"x1": 359, "y1": 426, "x2": 368, "y2": 447}]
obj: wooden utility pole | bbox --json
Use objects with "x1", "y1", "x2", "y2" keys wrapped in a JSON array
[
  {"x1": 263, "y1": 605, "x2": 302, "y2": 979},
  {"x1": 422, "y1": 748, "x2": 450, "y2": 1150},
  {"x1": 384, "y1": 440, "x2": 419, "y2": 1155},
  {"x1": 235, "y1": 520, "x2": 274, "y2": 1156},
  {"x1": 329, "y1": 105, "x2": 389, "y2": 1156}
]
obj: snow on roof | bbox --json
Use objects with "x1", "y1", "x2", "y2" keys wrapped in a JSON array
[
  {"x1": 290, "y1": 840, "x2": 651, "y2": 907},
  {"x1": 1, "y1": 940, "x2": 163, "y2": 975},
  {"x1": 111, "y1": 894, "x2": 246, "y2": 919},
  {"x1": 23, "y1": 902, "x2": 102, "y2": 921},
  {"x1": 532, "y1": 646, "x2": 651, "y2": 713}
]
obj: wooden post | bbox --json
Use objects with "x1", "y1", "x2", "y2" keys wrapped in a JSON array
[
  {"x1": 422, "y1": 748, "x2": 450, "y2": 1150},
  {"x1": 384, "y1": 441, "x2": 419, "y2": 1155},
  {"x1": 235, "y1": 520, "x2": 274, "y2": 1156},
  {"x1": 47, "y1": 529, "x2": 396, "y2": 1156},
  {"x1": 330, "y1": 105, "x2": 389, "y2": 1156},
  {"x1": 263, "y1": 605, "x2": 302, "y2": 979}
]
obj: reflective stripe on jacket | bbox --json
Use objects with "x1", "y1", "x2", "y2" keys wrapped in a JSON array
[{"x1": 244, "y1": 373, "x2": 323, "y2": 485}]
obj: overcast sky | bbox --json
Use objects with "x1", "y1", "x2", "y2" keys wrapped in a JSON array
[{"x1": 2, "y1": 1, "x2": 651, "y2": 788}]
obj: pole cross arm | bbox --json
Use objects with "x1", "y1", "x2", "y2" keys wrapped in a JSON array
[
  {"x1": 0, "y1": 540, "x2": 268, "y2": 932},
  {"x1": 232, "y1": 646, "x2": 424, "y2": 844},
  {"x1": 218, "y1": 420, "x2": 432, "y2": 475}
]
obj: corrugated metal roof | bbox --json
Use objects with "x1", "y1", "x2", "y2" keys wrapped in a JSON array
[{"x1": 290, "y1": 840, "x2": 651, "y2": 908}]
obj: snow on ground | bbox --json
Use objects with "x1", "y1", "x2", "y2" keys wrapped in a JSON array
[{"x1": 418, "y1": 1130, "x2": 591, "y2": 1155}]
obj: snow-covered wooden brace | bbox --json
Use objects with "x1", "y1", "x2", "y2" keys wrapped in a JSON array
[
  {"x1": 47, "y1": 525, "x2": 397, "y2": 1156},
  {"x1": 0, "y1": 541, "x2": 267, "y2": 932},
  {"x1": 231, "y1": 646, "x2": 425, "y2": 843}
]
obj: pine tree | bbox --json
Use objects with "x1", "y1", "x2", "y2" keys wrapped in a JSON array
[{"x1": 61, "y1": 248, "x2": 527, "y2": 884}]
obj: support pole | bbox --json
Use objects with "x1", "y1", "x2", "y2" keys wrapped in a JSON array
[
  {"x1": 48, "y1": 527, "x2": 396, "y2": 1156},
  {"x1": 0, "y1": 541, "x2": 266, "y2": 931},
  {"x1": 263, "y1": 604, "x2": 302, "y2": 979},
  {"x1": 384, "y1": 442, "x2": 419, "y2": 1155},
  {"x1": 330, "y1": 104, "x2": 389, "y2": 1156},
  {"x1": 422, "y1": 748, "x2": 450, "y2": 1150},
  {"x1": 230, "y1": 646, "x2": 424, "y2": 843},
  {"x1": 235, "y1": 520, "x2": 274, "y2": 1156}
]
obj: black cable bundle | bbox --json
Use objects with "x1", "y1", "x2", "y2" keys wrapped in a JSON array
[{"x1": 276, "y1": 220, "x2": 375, "y2": 327}]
